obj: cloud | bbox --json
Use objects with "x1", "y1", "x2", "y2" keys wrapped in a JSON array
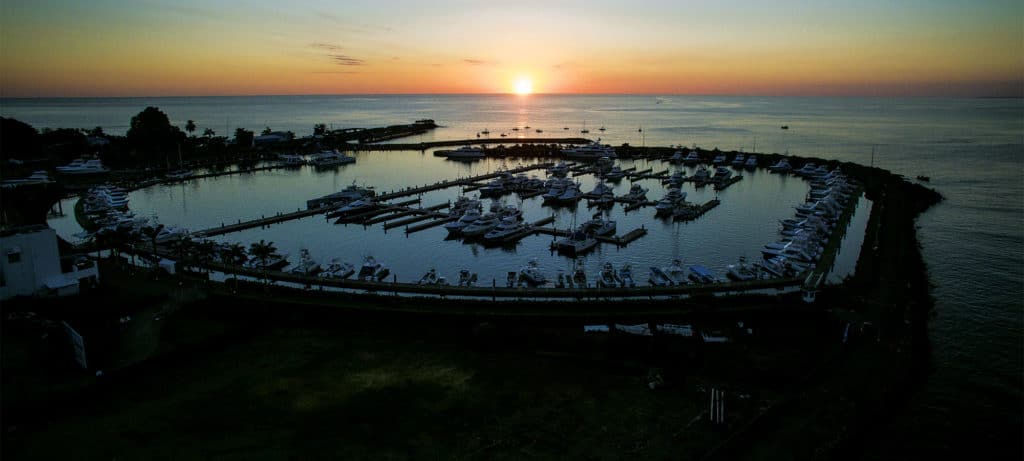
[
  {"x1": 311, "y1": 43, "x2": 364, "y2": 66},
  {"x1": 464, "y1": 58, "x2": 487, "y2": 65},
  {"x1": 330, "y1": 55, "x2": 365, "y2": 66},
  {"x1": 312, "y1": 43, "x2": 343, "y2": 52},
  {"x1": 310, "y1": 71, "x2": 361, "y2": 74}
]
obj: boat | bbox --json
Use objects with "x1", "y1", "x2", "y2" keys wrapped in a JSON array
[
  {"x1": 482, "y1": 217, "x2": 528, "y2": 244},
  {"x1": 603, "y1": 166, "x2": 625, "y2": 181},
  {"x1": 519, "y1": 259, "x2": 547, "y2": 285},
  {"x1": 581, "y1": 215, "x2": 616, "y2": 236},
  {"x1": 1, "y1": 170, "x2": 53, "y2": 188},
  {"x1": 56, "y1": 158, "x2": 110, "y2": 175},
  {"x1": 547, "y1": 162, "x2": 570, "y2": 176},
  {"x1": 662, "y1": 259, "x2": 689, "y2": 285},
  {"x1": 598, "y1": 126, "x2": 606, "y2": 131},
  {"x1": 731, "y1": 153, "x2": 746, "y2": 167},
  {"x1": 439, "y1": 146, "x2": 486, "y2": 160},
  {"x1": 781, "y1": 125, "x2": 789, "y2": 130},
  {"x1": 418, "y1": 268, "x2": 447, "y2": 285},
  {"x1": 572, "y1": 266, "x2": 588, "y2": 288},
  {"x1": 310, "y1": 150, "x2": 356, "y2": 167},
  {"x1": 358, "y1": 256, "x2": 389, "y2": 281},
  {"x1": 319, "y1": 261, "x2": 355, "y2": 279},
  {"x1": 688, "y1": 265, "x2": 716, "y2": 284},
  {"x1": 598, "y1": 262, "x2": 618, "y2": 288},
  {"x1": 308, "y1": 181, "x2": 376, "y2": 209},
  {"x1": 481, "y1": 128, "x2": 490, "y2": 135},
  {"x1": 726, "y1": 257, "x2": 760, "y2": 282},
  {"x1": 457, "y1": 269, "x2": 478, "y2": 287},
  {"x1": 916, "y1": 175, "x2": 930, "y2": 182},
  {"x1": 654, "y1": 187, "x2": 686, "y2": 214},
  {"x1": 580, "y1": 121, "x2": 589, "y2": 134},
  {"x1": 692, "y1": 166, "x2": 710, "y2": 184},
  {"x1": 555, "y1": 182, "x2": 582, "y2": 204},
  {"x1": 768, "y1": 158, "x2": 792, "y2": 173},
  {"x1": 648, "y1": 266, "x2": 673, "y2": 286},
  {"x1": 246, "y1": 253, "x2": 289, "y2": 271},
  {"x1": 154, "y1": 225, "x2": 189, "y2": 243},
  {"x1": 165, "y1": 169, "x2": 193, "y2": 180},
  {"x1": 554, "y1": 230, "x2": 598, "y2": 255},
  {"x1": 278, "y1": 153, "x2": 306, "y2": 166},
  {"x1": 334, "y1": 198, "x2": 375, "y2": 217},
  {"x1": 712, "y1": 153, "x2": 727, "y2": 165},
  {"x1": 711, "y1": 166, "x2": 733, "y2": 184},
  {"x1": 535, "y1": 129, "x2": 543, "y2": 133},
  {"x1": 683, "y1": 150, "x2": 701, "y2": 164},
  {"x1": 443, "y1": 208, "x2": 482, "y2": 236},
  {"x1": 588, "y1": 191, "x2": 615, "y2": 208},
  {"x1": 621, "y1": 184, "x2": 648, "y2": 202},
  {"x1": 668, "y1": 151, "x2": 684, "y2": 163},
  {"x1": 460, "y1": 214, "x2": 500, "y2": 238},
  {"x1": 616, "y1": 264, "x2": 636, "y2": 288},
  {"x1": 744, "y1": 155, "x2": 758, "y2": 169},
  {"x1": 585, "y1": 181, "x2": 613, "y2": 198},
  {"x1": 289, "y1": 248, "x2": 322, "y2": 276},
  {"x1": 562, "y1": 142, "x2": 617, "y2": 160},
  {"x1": 664, "y1": 171, "x2": 685, "y2": 187}
]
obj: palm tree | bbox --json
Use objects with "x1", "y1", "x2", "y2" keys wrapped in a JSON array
[
  {"x1": 140, "y1": 224, "x2": 165, "y2": 257},
  {"x1": 203, "y1": 128, "x2": 215, "y2": 138},
  {"x1": 261, "y1": 126, "x2": 273, "y2": 136},
  {"x1": 219, "y1": 243, "x2": 248, "y2": 266},
  {"x1": 185, "y1": 120, "x2": 196, "y2": 137},
  {"x1": 248, "y1": 240, "x2": 278, "y2": 284},
  {"x1": 193, "y1": 239, "x2": 218, "y2": 275},
  {"x1": 169, "y1": 236, "x2": 194, "y2": 271}
]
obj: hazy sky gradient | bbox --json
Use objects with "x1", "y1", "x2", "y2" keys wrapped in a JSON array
[{"x1": 1, "y1": 0, "x2": 1021, "y2": 97}]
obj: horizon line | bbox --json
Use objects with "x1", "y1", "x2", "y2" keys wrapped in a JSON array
[{"x1": 3, "y1": 92, "x2": 1022, "y2": 100}]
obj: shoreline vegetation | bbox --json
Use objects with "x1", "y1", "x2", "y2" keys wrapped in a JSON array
[{"x1": 1, "y1": 111, "x2": 943, "y2": 459}]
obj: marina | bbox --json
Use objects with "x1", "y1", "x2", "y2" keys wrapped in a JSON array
[{"x1": 51, "y1": 140, "x2": 870, "y2": 298}]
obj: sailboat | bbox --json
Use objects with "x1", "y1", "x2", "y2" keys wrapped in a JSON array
[
  {"x1": 166, "y1": 145, "x2": 193, "y2": 180},
  {"x1": 580, "y1": 121, "x2": 589, "y2": 134}
]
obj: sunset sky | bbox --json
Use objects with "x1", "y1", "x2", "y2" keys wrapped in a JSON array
[{"x1": 1, "y1": 0, "x2": 1021, "y2": 97}]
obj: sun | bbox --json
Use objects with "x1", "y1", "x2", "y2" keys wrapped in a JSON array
[{"x1": 514, "y1": 77, "x2": 533, "y2": 95}]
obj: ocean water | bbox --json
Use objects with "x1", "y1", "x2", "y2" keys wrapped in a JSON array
[{"x1": 4, "y1": 95, "x2": 1022, "y2": 455}]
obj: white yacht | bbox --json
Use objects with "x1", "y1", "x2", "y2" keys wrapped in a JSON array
[
  {"x1": 1, "y1": 170, "x2": 53, "y2": 187},
  {"x1": 712, "y1": 166, "x2": 733, "y2": 184},
  {"x1": 668, "y1": 151, "x2": 684, "y2": 163},
  {"x1": 443, "y1": 208, "x2": 482, "y2": 236},
  {"x1": 744, "y1": 155, "x2": 758, "y2": 169},
  {"x1": 688, "y1": 265, "x2": 716, "y2": 284},
  {"x1": 581, "y1": 216, "x2": 616, "y2": 236},
  {"x1": 683, "y1": 150, "x2": 701, "y2": 164},
  {"x1": 154, "y1": 226, "x2": 189, "y2": 243},
  {"x1": 278, "y1": 153, "x2": 306, "y2": 166},
  {"x1": 165, "y1": 169, "x2": 193, "y2": 180},
  {"x1": 482, "y1": 217, "x2": 528, "y2": 243},
  {"x1": 441, "y1": 146, "x2": 485, "y2": 160},
  {"x1": 554, "y1": 230, "x2": 598, "y2": 255},
  {"x1": 335, "y1": 198, "x2": 375, "y2": 215},
  {"x1": 603, "y1": 166, "x2": 625, "y2": 181},
  {"x1": 654, "y1": 187, "x2": 686, "y2": 214},
  {"x1": 289, "y1": 249, "x2": 322, "y2": 276},
  {"x1": 320, "y1": 261, "x2": 355, "y2": 279},
  {"x1": 598, "y1": 262, "x2": 618, "y2": 288},
  {"x1": 562, "y1": 142, "x2": 617, "y2": 160},
  {"x1": 621, "y1": 184, "x2": 648, "y2": 201},
  {"x1": 585, "y1": 181, "x2": 613, "y2": 198},
  {"x1": 547, "y1": 162, "x2": 570, "y2": 176},
  {"x1": 56, "y1": 158, "x2": 109, "y2": 175},
  {"x1": 768, "y1": 158, "x2": 793, "y2": 173},
  {"x1": 726, "y1": 257, "x2": 760, "y2": 282},
  {"x1": 418, "y1": 268, "x2": 447, "y2": 285},
  {"x1": 556, "y1": 182, "x2": 582, "y2": 204},
  {"x1": 731, "y1": 153, "x2": 746, "y2": 167},
  {"x1": 692, "y1": 166, "x2": 711, "y2": 183},
  {"x1": 310, "y1": 150, "x2": 356, "y2": 167},
  {"x1": 711, "y1": 153, "x2": 727, "y2": 165},
  {"x1": 519, "y1": 259, "x2": 547, "y2": 285},
  {"x1": 461, "y1": 214, "x2": 500, "y2": 238},
  {"x1": 358, "y1": 256, "x2": 389, "y2": 281}
]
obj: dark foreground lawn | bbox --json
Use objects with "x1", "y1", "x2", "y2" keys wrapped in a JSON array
[{"x1": 4, "y1": 320, "x2": 725, "y2": 460}]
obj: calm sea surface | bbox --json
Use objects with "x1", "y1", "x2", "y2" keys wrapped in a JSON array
[{"x1": 4, "y1": 95, "x2": 1022, "y2": 455}]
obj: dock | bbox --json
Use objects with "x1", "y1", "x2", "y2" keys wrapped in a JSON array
[
  {"x1": 673, "y1": 199, "x2": 721, "y2": 221},
  {"x1": 713, "y1": 175, "x2": 743, "y2": 191}
]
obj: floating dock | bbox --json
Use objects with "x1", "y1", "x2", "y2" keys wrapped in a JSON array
[
  {"x1": 673, "y1": 199, "x2": 721, "y2": 221},
  {"x1": 714, "y1": 175, "x2": 743, "y2": 191}
]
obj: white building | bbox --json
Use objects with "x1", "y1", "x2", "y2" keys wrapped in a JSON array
[{"x1": 0, "y1": 225, "x2": 99, "y2": 301}]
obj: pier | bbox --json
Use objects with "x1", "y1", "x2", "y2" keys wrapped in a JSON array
[
  {"x1": 349, "y1": 138, "x2": 592, "y2": 152},
  {"x1": 713, "y1": 175, "x2": 743, "y2": 191},
  {"x1": 673, "y1": 199, "x2": 721, "y2": 221}
]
